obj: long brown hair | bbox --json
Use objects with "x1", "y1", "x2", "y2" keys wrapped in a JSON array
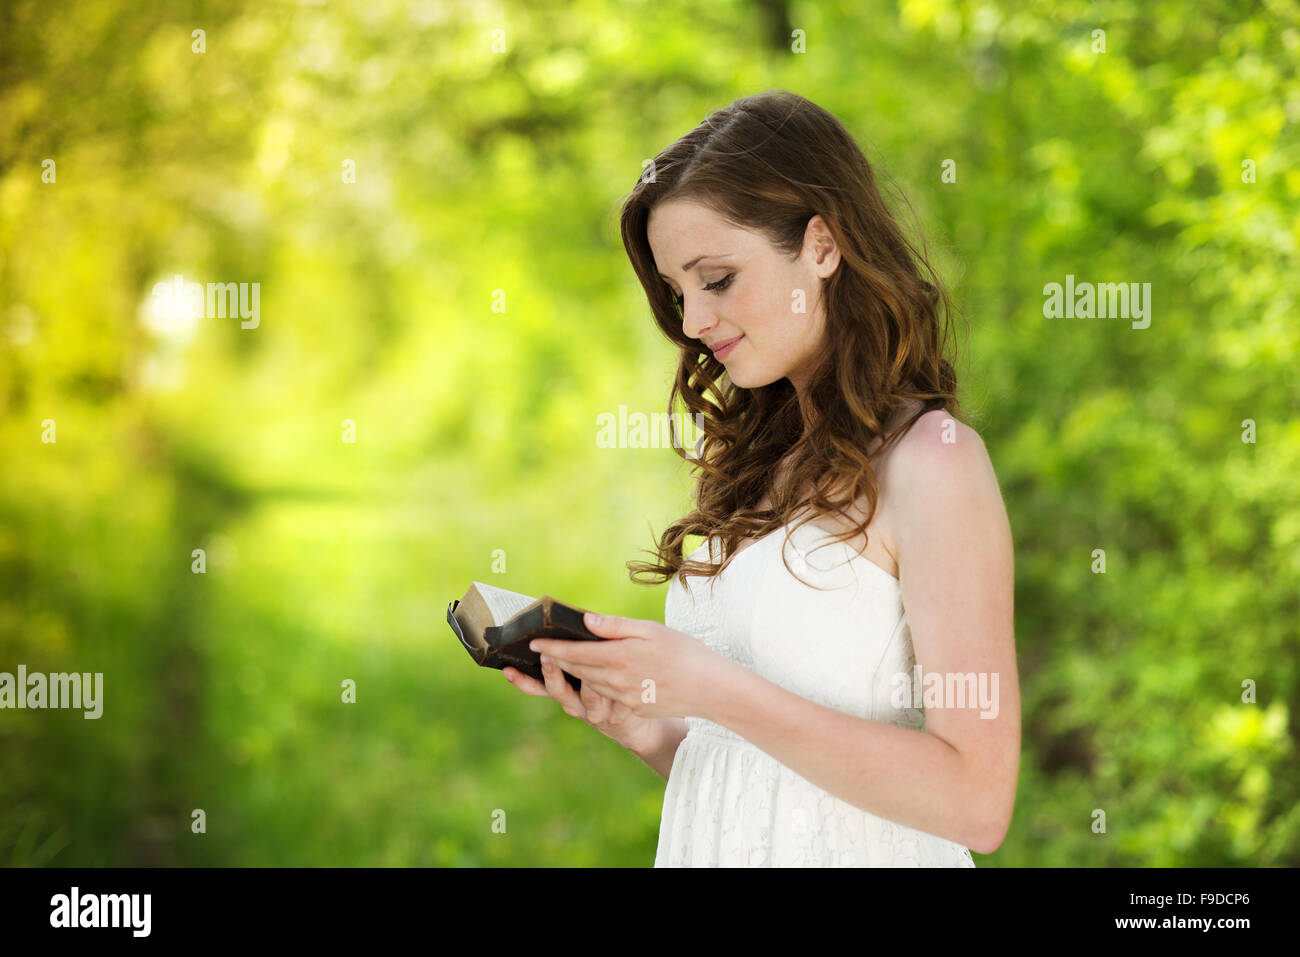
[{"x1": 619, "y1": 90, "x2": 967, "y2": 588}]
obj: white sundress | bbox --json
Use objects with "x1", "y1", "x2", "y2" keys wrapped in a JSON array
[{"x1": 654, "y1": 519, "x2": 977, "y2": 867}]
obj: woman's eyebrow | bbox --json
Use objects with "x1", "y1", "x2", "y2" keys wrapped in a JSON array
[{"x1": 658, "y1": 253, "x2": 729, "y2": 280}]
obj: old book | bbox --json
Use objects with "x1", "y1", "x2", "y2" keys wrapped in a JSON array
[{"x1": 447, "y1": 581, "x2": 603, "y2": 692}]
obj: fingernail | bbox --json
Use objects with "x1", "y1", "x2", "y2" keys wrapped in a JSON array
[
  {"x1": 540, "y1": 654, "x2": 550, "y2": 666},
  {"x1": 585, "y1": 612, "x2": 603, "y2": 626}
]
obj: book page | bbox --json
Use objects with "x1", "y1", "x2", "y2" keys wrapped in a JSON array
[{"x1": 472, "y1": 581, "x2": 539, "y2": 624}]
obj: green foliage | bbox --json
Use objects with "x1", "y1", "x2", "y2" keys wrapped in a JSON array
[{"x1": 1, "y1": 0, "x2": 1296, "y2": 865}]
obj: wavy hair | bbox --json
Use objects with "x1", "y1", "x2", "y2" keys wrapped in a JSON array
[{"x1": 619, "y1": 90, "x2": 967, "y2": 589}]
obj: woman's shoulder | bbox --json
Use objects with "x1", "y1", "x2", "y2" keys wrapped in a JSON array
[
  {"x1": 887, "y1": 407, "x2": 985, "y2": 469},
  {"x1": 781, "y1": 406, "x2": 995, "y2": 564},
  {"x1": 877, "y1": 407, "x2": 1000, "y2": 519}
]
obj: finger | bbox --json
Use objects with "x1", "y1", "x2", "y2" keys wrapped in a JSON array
[
  {"x1": 572, "y1": 674, "x2": 618, "y2": 703},
  {"x1": 503, "y1": 666, "x2": 550, "y2": 697},
  {"x1": 607, "y1": 700, "x2": 633, "y2": 725},
  {"x1": 580, "y1": 685, "x2": 611, "y2": 723},
  {"x1": 581, "y1": 612, "x2": 650, "y2": 639},
  {"x1": 540, "y1": 655, "x2": 616, "y2": 691},
  {"x1": 541, "y1": 657, "x2": 586, "y2": 718},
  {"x1": 548, "y1": 656, "x2": 616, "y2": 690},
  {"x1": 504, "y1": 666, "x2": 553, "y2": 697},
  {"x1": 530, "y1": 636, "x2": 619, "y2": 668}
]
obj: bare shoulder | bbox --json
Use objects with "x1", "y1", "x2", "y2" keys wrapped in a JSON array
[
  {"x1": 878, "y1": 408, "x2": 1010, "y2": 557},
  {"x1": 882, "y1": 409, "x2": 994, "y2": 487},
  {"x1": 807, "y1": 409, "x2": 1003, "y2": 578}
]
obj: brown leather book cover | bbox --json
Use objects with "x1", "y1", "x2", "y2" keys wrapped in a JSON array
[{"x1": 447, "y1": 582, "x2": 604, "y2": 692}]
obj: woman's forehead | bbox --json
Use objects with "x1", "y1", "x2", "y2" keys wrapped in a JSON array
[{"x1": 648, "y1": 202, "x2": 755, "y2": 260}]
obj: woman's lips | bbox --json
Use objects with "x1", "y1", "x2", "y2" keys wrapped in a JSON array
[{"x1": 712, "y1": 335, "x2": 743, "y2": 359}]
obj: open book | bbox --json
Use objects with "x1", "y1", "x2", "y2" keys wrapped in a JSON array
[{"x1": 447, "y1": 581, "x2": 604, "y2": 691}]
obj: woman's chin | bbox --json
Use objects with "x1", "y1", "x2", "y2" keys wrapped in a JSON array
[
  {"x1": 722, "y1": 365, "x2": 748, "y2": 387},
  {"x1": 725, "y1": 365, "x2": 778, "y2": 389}
]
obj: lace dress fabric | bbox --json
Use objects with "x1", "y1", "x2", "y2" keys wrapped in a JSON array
[{"x1": 654, "y1": 520, "x2": 976, "y2": 867}]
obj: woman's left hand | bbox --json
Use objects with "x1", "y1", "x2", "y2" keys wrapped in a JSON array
[{"x1": 529, "y1": 612, "x2": 732, "y2": 720}]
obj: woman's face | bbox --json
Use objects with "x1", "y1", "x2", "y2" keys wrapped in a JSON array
[{"x1": 646, "y1": 198, "x2": 840, "y2": 391}]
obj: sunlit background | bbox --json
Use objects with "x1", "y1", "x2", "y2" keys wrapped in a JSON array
[{"x1": 2, "y1": 0, "x2": 1297, "y2": 866}]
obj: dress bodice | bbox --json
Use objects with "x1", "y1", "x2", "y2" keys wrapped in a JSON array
[{"x1": 666, "y1": 519, "x2": 926, "y2": 739}]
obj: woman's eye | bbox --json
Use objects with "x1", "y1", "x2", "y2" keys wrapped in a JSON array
[{"x1": 666, "y1": 273, "x2": 732, "y2": 307}]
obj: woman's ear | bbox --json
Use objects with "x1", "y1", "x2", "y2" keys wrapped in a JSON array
[{"x1": 805, "y1": 214, "x2": 841, "y2": 279}]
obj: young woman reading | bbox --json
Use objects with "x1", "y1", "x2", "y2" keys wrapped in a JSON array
[{"x1": 504, "y1": 90, "x2": 1019, "y2": 867}]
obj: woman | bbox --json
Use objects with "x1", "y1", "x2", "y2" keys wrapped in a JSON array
[{"x1": 504, "y1": 90, "x2": 1019, "y2": 867}]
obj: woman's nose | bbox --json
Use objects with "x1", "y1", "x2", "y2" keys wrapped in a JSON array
[{"x1": 680, "y1": 295, "x2": 716, "y2": 341}]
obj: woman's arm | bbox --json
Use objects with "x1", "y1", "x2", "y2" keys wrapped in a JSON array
[
  {"x1": 702, "y1": 413, "x2": 1020, "y2": 853},
  {"x1": 631, "y1": 717, "x2": 690, "y2": 779}
]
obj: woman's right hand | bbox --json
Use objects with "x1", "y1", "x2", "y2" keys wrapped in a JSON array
[{"x1": 503, "y1": 655, "x2": 663, "y2": 757}]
